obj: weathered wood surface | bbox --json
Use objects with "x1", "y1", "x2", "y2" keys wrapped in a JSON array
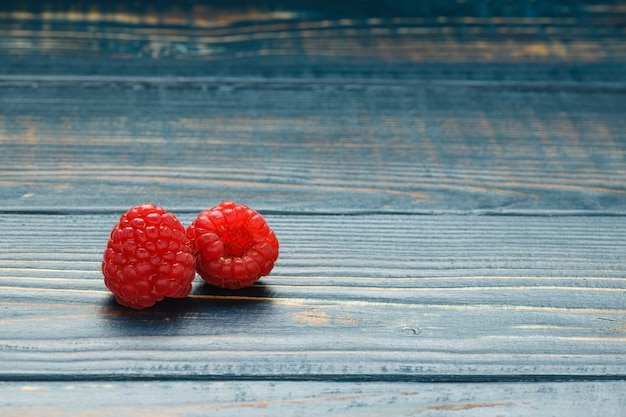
[
  {"x1": 1, "y1": 81, "x2": 625, "y2": 214},
  {"x1": 1, "y1": 381, "x2": 625, "y2": 417},
  {"x1": 1, "y1": 0, "x2": 625, "y2": 81},
  {"x1": 1, "y1": 214, "x2": 625, "y2": 380},
  {"x1": 0, "y1": 0, "x2": 625, "y2": 415}
]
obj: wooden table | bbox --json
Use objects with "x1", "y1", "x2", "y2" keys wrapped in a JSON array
[{"x1": 1, "y1": 1, "x2": 625, "y2": 415}]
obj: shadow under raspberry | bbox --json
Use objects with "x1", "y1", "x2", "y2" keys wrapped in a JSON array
[
  {"x1": 100, "y1": 284, "x2": 275, "y2": 336},
  {"x1": 192, "y1": 281, "x2": 274, "y2": 298}
]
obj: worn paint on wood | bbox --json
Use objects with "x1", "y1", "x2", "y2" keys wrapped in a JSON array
[
  {"x1": 1, "y1": 380, "x2": 625, "y2": 417},
  {"x1": 0, "y1": 214, "x2": 624, "y2": 379},
  {"x1": 0, "y1": 81, "x2": 625, "y2": 213},
  {"x1": 0, "y1": 1, "x2": 625, "y2": 80},
  {"x1": 0, "y1": 0, "x2": 625, "y2": 414}
]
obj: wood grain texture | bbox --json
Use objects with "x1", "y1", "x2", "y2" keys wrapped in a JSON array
[
  {"x1": 0, "y1": 80, "x2": 625, "y2": 214},
  {"x1": 1, "y1": 380, "x2": 625, "y2": 417},
  {"x1": 0, "y1": 1, "x2": 625, "y2": 414},
  {"x1": 0, "y1": 0, "x2": 624, "y2": 81},
  {"x1": 0, "y1": 214, "x2": 624, "y2": 379}
]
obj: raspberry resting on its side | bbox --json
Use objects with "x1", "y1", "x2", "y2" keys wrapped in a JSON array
[
  {"x1": 187, "y1": 200, "x2": 279, "y2": 289},
  {"x1": 102, "y1": 203, "x2": 196, "y2": 309}
]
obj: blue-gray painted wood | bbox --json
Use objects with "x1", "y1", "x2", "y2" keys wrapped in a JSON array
[
  {"x1": 0, "y1": 0, "x2": 625, "y2": 81},
  {"x1": 1, "y1": 381, "x2": 625, "y2": 417},
  {"x1": 0, "y1": 80, "x2": 624, "y2": 214},
  {"x1": 0, "y1": 214, "x2": 624, "y2": 380},
  {"x1": 0, "y1": 1, "x2": 625, "y2": 415}
]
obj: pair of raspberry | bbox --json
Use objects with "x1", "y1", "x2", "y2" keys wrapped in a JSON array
[{"x1": 102, "y1": 201, "x2": 279, "y2": 309}]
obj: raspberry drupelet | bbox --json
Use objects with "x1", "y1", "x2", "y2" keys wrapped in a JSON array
[
  {"x1": 186, "y1": 200, "x2": 279, "y2": 289},
  {"x1": 102, "y1": 203, "x2": 196, "y2": 309}
]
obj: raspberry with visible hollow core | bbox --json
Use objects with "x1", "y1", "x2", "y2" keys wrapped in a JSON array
[
  {"x1": 102, "y1": 203, "x2": 196, "y2": 309},
  {"x1": 187, "y1": 200, "x2": 279, "y2": 289}
]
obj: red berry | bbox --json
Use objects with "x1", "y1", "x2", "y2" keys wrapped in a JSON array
[
  {"x1": 187, "y1": 201, "x2": 279, "y2": 289},
  {"x1": 102, "y1": 203, "x2": 196, "y2": 309}
]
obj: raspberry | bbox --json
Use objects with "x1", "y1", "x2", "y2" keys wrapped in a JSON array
[
  {"x1": 102, "y1": 203, "x2": 196, "y2": 309},
  {"x1": 187, "y1": 200, "x2": 279, "y2": 289}
]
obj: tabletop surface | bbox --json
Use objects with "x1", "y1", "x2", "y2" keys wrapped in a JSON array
[{"x1": 1, "y1": 1, "x2": 625, "y2": 415}]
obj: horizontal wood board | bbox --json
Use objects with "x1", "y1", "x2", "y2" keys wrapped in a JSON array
[
  {"x1": 0, "y1": 81, "x2": 625, "y2": 214},
  {"x1": 1, "y1": 380, "x2": 626, "y2": 417},
  {"x1": 0, "y1": 0, "x2": 625, "y2": 81},
  {"x1": 0, "y1": 213, "x2": 624, "y2": 379}
]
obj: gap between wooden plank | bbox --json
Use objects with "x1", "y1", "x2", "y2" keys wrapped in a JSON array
[
  {"x1": 2, "y1": 208, "x2": 626, "y2": 217},
  {"x1": 1, "y1": 373, "x2": 625, "y2": 383},
  {"x1": 1, "y1": 75, "x2": 626, "y2": 93}
]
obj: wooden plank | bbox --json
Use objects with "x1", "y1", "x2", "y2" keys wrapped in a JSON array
[
  {"x1": 0, "y1": 213, "x2": 624, "y2": 379},
  {"x1": 0, "y1": 1, "x2": 624, "y2": 80},
  {"x1": 1, "y1": 380, "x2": 625, "y2": 417},
  {"x1": 0, "y1": 81, "x2": 625, "y2": 214}
]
